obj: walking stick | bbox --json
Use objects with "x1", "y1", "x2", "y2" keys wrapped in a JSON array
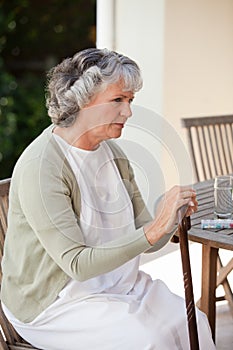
[{"x1": 178, "y1": 211, "x2": 200, "y2": 350}]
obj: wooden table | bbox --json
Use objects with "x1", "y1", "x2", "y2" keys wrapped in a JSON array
[{"x1": 188, "y1": 179, "x2": 233, "y2": 341}]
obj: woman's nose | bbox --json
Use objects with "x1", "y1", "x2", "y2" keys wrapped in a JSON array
[{"x1": 120, "y1": 102, "x2": 132, "y2": 118}]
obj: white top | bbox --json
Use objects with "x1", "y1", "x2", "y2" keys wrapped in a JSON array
[{"x1": 53, "y1": 135, "x2": 140, "y2": 297}]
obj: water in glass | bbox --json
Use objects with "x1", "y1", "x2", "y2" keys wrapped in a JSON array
[{"x1": 214, "y1": 176, "x2": 233, "y2": 219}]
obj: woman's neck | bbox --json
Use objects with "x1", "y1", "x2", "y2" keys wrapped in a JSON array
[{"x1": 53, "y1": 125, "x2": 100, "y2": 151}]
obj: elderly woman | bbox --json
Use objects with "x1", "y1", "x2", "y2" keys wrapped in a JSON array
[{"x1": 1, "y1": 48, "x2": 215, "y2": 349}]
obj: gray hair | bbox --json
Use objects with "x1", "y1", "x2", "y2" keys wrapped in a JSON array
[{"x1": 46, "y1": 48, "x2": 143, "y2": 127}]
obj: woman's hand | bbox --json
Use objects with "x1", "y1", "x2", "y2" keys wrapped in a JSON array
[{"x1": 144, "y1": 185, "x2": 198, "y2": 246}]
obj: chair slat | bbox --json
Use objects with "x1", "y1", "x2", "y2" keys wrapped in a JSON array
[
  {"x1": 218, "y1": 124, "x2": 228, "y2": 173},
  {"x1": 206, "y1": 126, "x2": 217, "y2": 178},
  {"x1": 201, "y1": 126, "x2": 212, "y2": 179},
  {"x1": 187, "y1": 128, "x2": 200, "y2": 181},
  {"x1": 0, "y1": 330, "x2": 9, "y2": 350},
  {"x1": 196, "y1": 127, "x2": 207, "y2": 180},
  {"x1": 224, "y1": 124, "x2": 233, "y2": 173}
]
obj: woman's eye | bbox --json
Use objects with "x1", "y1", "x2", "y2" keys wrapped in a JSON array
[
  {"x1": 114, "y1": 98, "x2": 122, "y2": 103},
  {"x1": 112, "y1": 97, "x2": 134, "y2": 104}
]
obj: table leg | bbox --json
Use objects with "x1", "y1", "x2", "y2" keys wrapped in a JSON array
[{"x1": 199, "y1": 245, "x2": 218, "y2": 342}]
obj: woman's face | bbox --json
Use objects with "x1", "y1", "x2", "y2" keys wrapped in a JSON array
[{"x1": 79, "y1": 81, "x2": 134, "y2": 142}]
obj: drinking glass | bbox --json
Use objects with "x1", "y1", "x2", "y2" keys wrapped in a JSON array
[{"x1": 214, "y1": 175, "x2": 233, "y2": 219}]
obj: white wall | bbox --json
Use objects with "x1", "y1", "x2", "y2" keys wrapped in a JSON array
[
  {"x1": 164, "y1": 0, "x2": 233, "y2": 124},
  {"x1": 163, "y1": 0, "x2": 233, "y2": 186}
]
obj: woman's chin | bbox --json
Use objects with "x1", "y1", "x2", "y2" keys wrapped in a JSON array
[
  {"x1": 106, "y1": 125, "x2": 123, "y2": 139},
  {"x1": 111, "y1": 130, "x2": 123, "y2": 139}
]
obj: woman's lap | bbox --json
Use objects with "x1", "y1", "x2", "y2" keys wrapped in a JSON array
[{"x1": 9, "y1": 275, "x2": 215, "y2": 350}]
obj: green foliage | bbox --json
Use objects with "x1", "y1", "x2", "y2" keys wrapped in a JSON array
[
  {"x1": 0, "y1": 0, "x2": 96, "y2": 178},
  {"x1": 0, "y1": 66, "x2": 48, "y2": 177}
]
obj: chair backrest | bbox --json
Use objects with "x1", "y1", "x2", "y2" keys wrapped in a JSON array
[
  {"x1": 181, "y1": 115, "x2": 233, "y2": 181},
  {"x1": 0, "y1": 179, "x2": 35, "y2": 349}
]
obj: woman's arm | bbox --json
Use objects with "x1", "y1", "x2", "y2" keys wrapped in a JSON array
[{"x1": 17, "y1": 159, "x2": 152, "y2": 282}]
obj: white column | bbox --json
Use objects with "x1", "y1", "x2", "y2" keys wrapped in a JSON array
[
  {"x1": 114, "y1": 0, "x2": 165, "y2": 114},
  {"x1": 96, "y1": 0, "x2": 115, "y2": 50}
]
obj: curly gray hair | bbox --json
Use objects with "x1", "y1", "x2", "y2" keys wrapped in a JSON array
[{"x1": 46, "y1": 48, "x2": 143, "y2": 127}]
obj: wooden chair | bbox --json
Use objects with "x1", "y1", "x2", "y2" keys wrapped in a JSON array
[
  {"x1": 0, "y1": 178, "x2": 39, "y2": 350},
  {"x1": 181, "y1": 115, "x2": 233, "y2": 182},
  {"x1": 182, "y1": 115, "x2": 233, "y2": 317}
]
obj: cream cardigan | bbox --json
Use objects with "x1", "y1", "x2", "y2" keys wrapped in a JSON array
[{"x1": 1, "y1": 124, "x2": 173, "y2": 323}]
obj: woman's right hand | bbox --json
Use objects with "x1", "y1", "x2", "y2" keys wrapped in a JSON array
[{"x1": 144, "y1": 185, "x2": 198, "y2": 246}]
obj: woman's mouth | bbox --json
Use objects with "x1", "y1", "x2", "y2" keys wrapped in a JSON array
[{"x1": 114, "y1": 123, "x2": 124, "y2": 128}]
